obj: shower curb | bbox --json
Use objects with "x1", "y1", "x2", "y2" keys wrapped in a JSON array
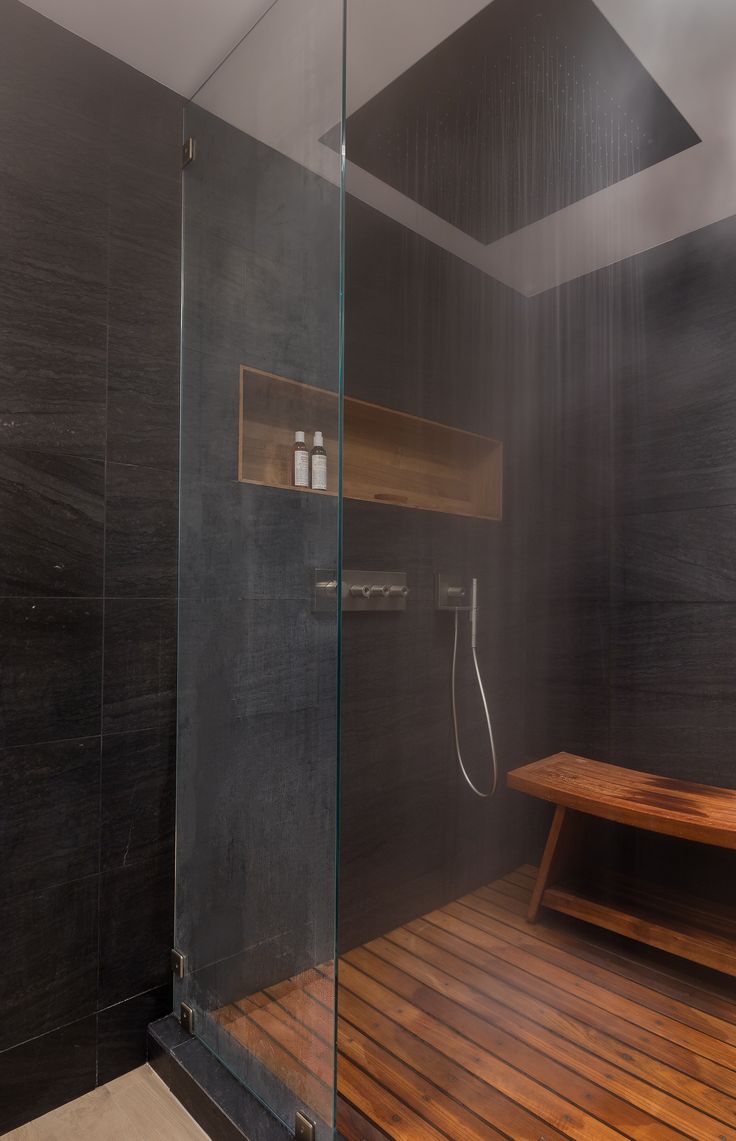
[{"x1": 147, "y1": 1015, "x2": 291, "y2": 1141}]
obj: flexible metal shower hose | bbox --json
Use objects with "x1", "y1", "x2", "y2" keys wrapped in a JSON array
[{"x1": 451, "y1": 607, "x2": 499, "y2": 798}]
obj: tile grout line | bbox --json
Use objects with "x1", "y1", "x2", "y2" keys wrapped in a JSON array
[
  {"x1": 0, "y1": 983, "x2": 169, "y2": 1061},
  {"x1": 0, "y1": 723, "x2": 176, "y2": 755},
  {"x1": 95, "y1": 145, "x2": 114, "y2": 1089}
]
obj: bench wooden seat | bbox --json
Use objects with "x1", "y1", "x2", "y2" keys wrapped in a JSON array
[{"x1": 507, "y1": 753, "x2": 736, "y2": 977}]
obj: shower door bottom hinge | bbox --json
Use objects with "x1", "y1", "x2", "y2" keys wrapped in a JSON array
[
  {"x1": 294, "y1": 1112, "x2": 316, "y2": 1141},
  {"x1": 171, "y1": 948, "x2": 187, "y2": 978},
  {"x1": 180, "y1": 1003, "x2": 195, "y2": 1036},
  {"x1": 182, "y1": 137, "x2": 196, "y2": 168}
]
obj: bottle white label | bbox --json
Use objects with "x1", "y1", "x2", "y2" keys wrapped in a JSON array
[
  {"x1": 311, "y1": 454, "x2": 327, "y2": 491},
  {"x1": 294, "y1": 450, "x2": 309, "y2": 487}
]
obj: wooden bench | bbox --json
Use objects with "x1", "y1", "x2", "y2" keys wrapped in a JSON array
[{"x1": 507, "y1": 752, "x2": 736, "y2": 977}]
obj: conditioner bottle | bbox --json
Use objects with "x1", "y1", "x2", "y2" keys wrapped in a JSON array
[
  {"x1": 293, "y1": 430, "x2": 309, "y2": 487},
  {"x1": 311, "y1": 431, "x2": 327, "y2": 490}
]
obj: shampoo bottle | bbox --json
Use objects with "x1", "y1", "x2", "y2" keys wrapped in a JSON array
[
  {"x1": 310, "y1": 431, "x2": 327, "y2": 490},
  {"x1": 293, "y1": 431, "x2": 309, "y2": 487}
]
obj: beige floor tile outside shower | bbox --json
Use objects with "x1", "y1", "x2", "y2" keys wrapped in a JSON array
[{"x1": 2, "y1": 1064, "x2": 211, "y2": 1141}]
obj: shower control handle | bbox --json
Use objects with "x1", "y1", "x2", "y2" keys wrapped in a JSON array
[{"x1": 313, "y1": 569, "x2": 409, "y2": 611}]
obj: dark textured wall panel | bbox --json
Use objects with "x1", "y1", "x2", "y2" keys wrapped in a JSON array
[
  {"x1": 610, "y1": 215, "x2": 736, "y2": 802},
  {"x1": 0, "y1": 0, "x2": 181, "y2": 1127},
  {"x1": 339, "y1": 205, "x2": 736, "y2": 947},
  {"x1": 340, "y1": 199, "x2": 555, "y2": 950},
  {"x1": 0, "y1": 737, "x2": 100, "y2": 897},
  {"x1": 0, "y1": 1017, "x2": 98, "y2": 1135},
  {"x1": 541, "y1": 214, "x2": 736, "y2": 900}
]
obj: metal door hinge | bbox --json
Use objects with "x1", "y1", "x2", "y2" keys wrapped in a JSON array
[
  {"x1": 295, "y1": 1112, "x2": 316, "y2": 1141},
  {"x1": 171, "y1": 948, "x2": 186, "y2": 978},
  {"x1": 180, "y1": 1003, "x2": 195, "y2": 1035},
  {"x1": 182, "y1": 138, "x2": 196, "y2": 168}
]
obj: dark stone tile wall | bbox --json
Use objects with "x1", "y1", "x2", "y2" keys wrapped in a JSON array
[
  {"x1": 517, "y1": 214, "x2": 736, "y2": 902},
  {"x1": 0, "y1": 1, "x2": 181, "y2": 1130},
  {"x1": 605, "y1": 214, "x2": 736, "y2": 898},
  {"x1": 340, "y1": 201, "x2": 736, "y2": 947},
  {"x1": 340, "y1": 199, "x2": 556, "y2": 950}
]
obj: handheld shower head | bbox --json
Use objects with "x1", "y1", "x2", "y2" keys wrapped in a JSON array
[
  {"x1": 439, "y1": 572, "x2": 498, "y2": 799},
  {"x1": 470, "y1": 577, "x2": 478, "y2": 650}
]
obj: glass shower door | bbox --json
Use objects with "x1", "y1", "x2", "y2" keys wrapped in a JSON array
[{"x1": 175, "y1": 2, "x2": 344, "y2": 1137}]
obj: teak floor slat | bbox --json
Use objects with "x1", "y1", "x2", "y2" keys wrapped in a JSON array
[
  {"x1": 504, "y1": 866, "x2": 736, "y2": 1026},
  {"x1": 378, "y1": 927, "x2": 736, "y2": 1138},
  {"x1": 463, "y1": 890, "x2": 736, "y2": 1065},
  {"x1": 218, "y1": 867, "x2": 736, "y2": 1140},
  {"x1": 338, "y1": 987, "x2": 569, "y2": 1141},
  {"x1": 403, "y1": 916, "x2": 736, "y2": 1126},
  {"x1": 347, "y1": 944, "x2": 687, "y2": 1141}
]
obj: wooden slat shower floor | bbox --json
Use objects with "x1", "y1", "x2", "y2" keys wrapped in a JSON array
[{"x1": 216, "y1": 866, "x2": 736, "y2": 1139}]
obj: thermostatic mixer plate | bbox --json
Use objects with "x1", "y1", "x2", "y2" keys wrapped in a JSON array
[{"x1": 313, "y1": 569, "x2": 409, "y2": 612}]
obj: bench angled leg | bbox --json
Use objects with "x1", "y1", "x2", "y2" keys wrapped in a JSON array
[{"x1": 528, "y1": 805, "x2": 585, "y2": 922}]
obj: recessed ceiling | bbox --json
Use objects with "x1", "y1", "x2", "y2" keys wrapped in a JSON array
[
  {"x1": 191, "y1": 0, "x2": 736, "y2": 295},
  {"x1": 18, "y1": 0, "x2": 736, "y2": 296},
  {"x1": 342, "y1": 0, "x2": 699, "y2": 244},
  {"x1": 17, "y1": 0, "x2": 275, "y2": 96}
]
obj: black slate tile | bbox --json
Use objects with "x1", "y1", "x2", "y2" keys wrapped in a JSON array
[
  {"x1": 101, "y1": 727, "x2": 175, "y2": 871},
  {"x1": 98, "y1": 852, "x2": 175, "y2": 1008},
  {"x1": 0, "y1": 80, "x2": 108, "y2": 460},
  {"x1": 177, "y1": 597, "x2": 321, "y2": 727},
  {"x1": 176, "y1": 707, "x2": 336, "y2": 978},
  {"x1": 0, "y1": 195, "x2": 107, "y2": 377},
  {"x1": 610, "y1": 602, "x2": 736, "y2": 698},
  {"x1": 609, "y1": 602, "x2": 736, "y2": 786},
  {"x1": 148, "y1": 1012, "x2": 190, "y2": 1057},
  {"x1": 108, "y1": 62, "x2": 183, "y2": 180},
  {"x1": 0, "y1": 1015, "x2": 97, "y2": 1135},
  {"x1": 0, "y1": 598, "x2": 103, "y2": 747},
  {"x1": 172, "y1": 1035, "x2": 295, "y2": 1141},
  {"x1": 0, "y1": 0, "x2": 116, "y2": 131},
  {"x1": 182, "y1": 235, "x2": 339, "y2": 394},
  {"x1": 0, "y1": 203, "x2": 107, "y2": 458},
  {"x1": 0, "y1": 63, "x2": 109, "y2": 210},
  {"x1": 0, "y1": 171, "x2": 108, "y2": 372},
  {"x1": 105, "y1": 154, "x2": 180, "y2": 475},
  {"x1": 178, "y1": 346, "x2": 241, "y2": 482},
  {"x1": 179, "y1": 479, "x2": 338, "y2": 601},
  {"x1": 0, "y1": 737, "x2": 100, "y2": 900},
  {"x1": 614, "y1": 226, "x2": 736, "y2": 516},
  {"x1": 0, "y1": 877, "x2": 98, "y2": 1052},
  {"x1": 339, "y1": 606, "x2": 455, "y2": 947},
  {"x1": 103, "y1": 598, "x2": 177, "y2": 734},
  {"x1": 610, "y1": 684, "x2": 736, "y2": 789},
  {"x1": 607, "y1": 602, "x2": 736, "y2": 789},
  {"x1": 107, "y1": 321, "x2": 180, "y2": 471},
  {"x1": 105, "y1": 463, "x2": 178, "y2": 597},
  {"x1": 0, "y1": 449, "x2": 104, "y2": 595},
  {"x1": 612, "y1": 506, "x2": 736, "y2": 603},
  {"x1": 187, "y1": 105, "x2": 339, "y2": 276},
  {"x1": 97, "y1": 983, "x2": 173, "y2": 1085},
  {"x1": 149, "y1": 1016, "x2": 287, "y2": 1141},
  {"x1": 615, "y1": 358, "x2": 736, "y2": 515},
  {"x1": 108, "y1": 161, "x2": 181, "y2": 338},
  {"x1": 342, "y1": 499, "x2": 437, "y2": 611},
  {"x1": 0, "y1": 324, "x2": 107, "y2": 458},
  {"x1": 345, "y1": 195, "x2": 509, "y2": 430}
]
